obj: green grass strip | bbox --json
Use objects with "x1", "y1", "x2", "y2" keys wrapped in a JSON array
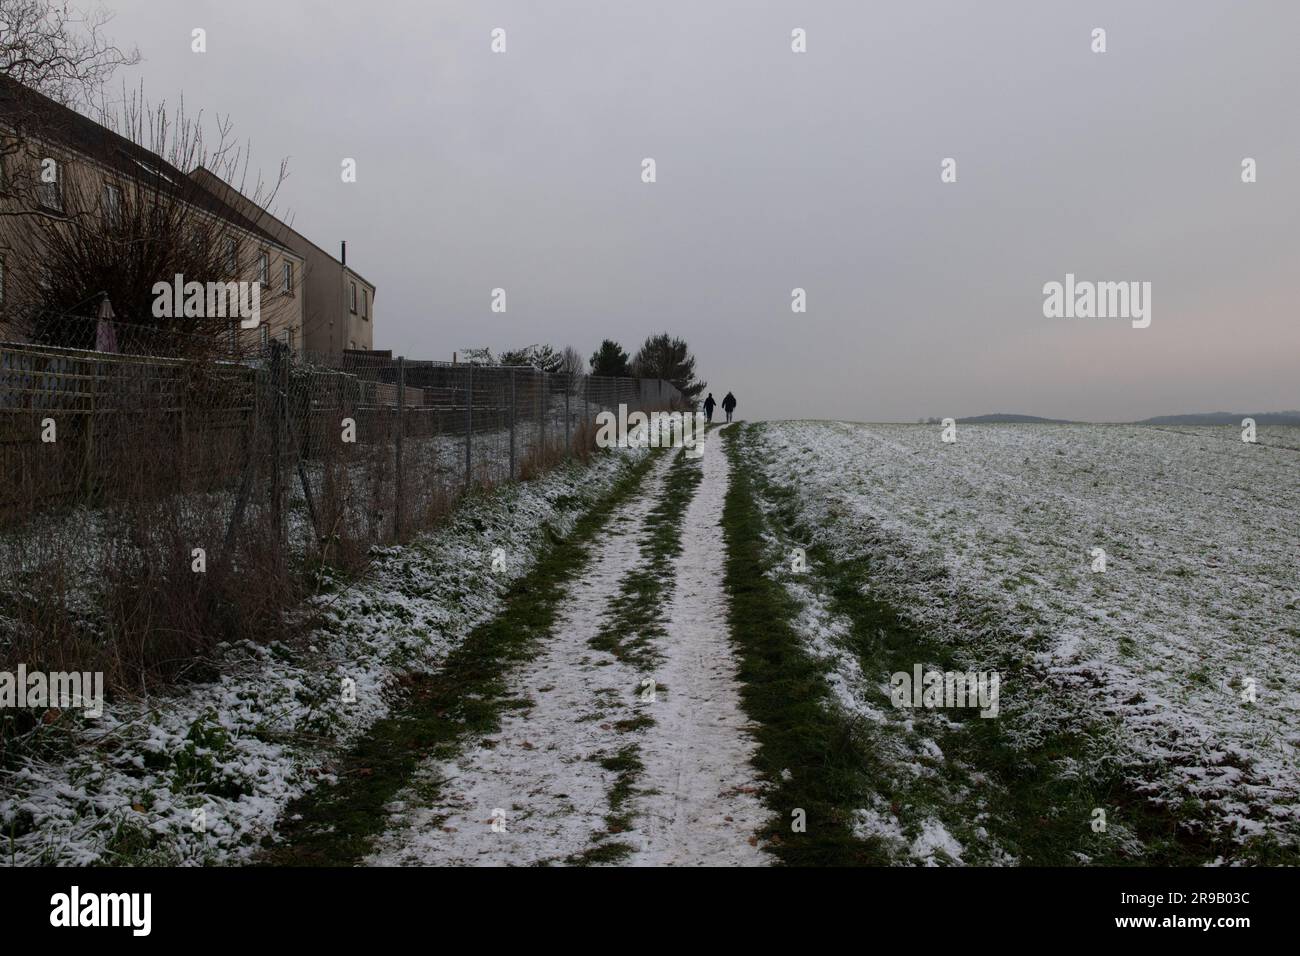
[
  {"x1": 719, "y1": 426, "x2": 886, "y2": 865},
  {"x1": 590, "y1": 447, "x2": 702, "y2": 668}
]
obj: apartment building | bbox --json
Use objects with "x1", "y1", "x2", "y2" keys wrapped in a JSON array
[
  {"x1": 189, "y1": 168, "x2": 375, "y2": 362},
  {"x1": 0, "y1": 75, "x2": 306, "y2": 353}
]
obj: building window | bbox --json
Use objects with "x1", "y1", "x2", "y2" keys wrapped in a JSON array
[
  {"x1": 362, "y1": 288, "x2": 368, "y2": 319},
  {"x1": 103, "y1": 183, "x2": 121, "y2": 226},
  {"x1": 258, "y1": 251, "x2": 269, "y2": 286},
  {"x1": 349, "y1": 281, "x2": 357, "y2": 314},
  {"x1": 224, "y1": 236, "x2": 238, "y2": 275},
  {"x1": 282, "y1": 261, "x2": 294, "y2": 294},
  {"x1": 37, "y1": 159, "x2": 62, "y2": 211}
]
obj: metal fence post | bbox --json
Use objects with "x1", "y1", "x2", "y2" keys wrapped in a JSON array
[
  {"x1": 509, "y1": 367, "x2": 516, "y2": 480},
  {"x1": 270, "y1": 341, "x2": 284, "y2": 551},
  {"x1": 584, "y1": 374, "x2": 590, "y2": 431},
  {"x1": 178, "y1": 364, "x2": 188, "y2": 481},
  {"x1": 539, "y1": 370, "x2": 545, "y2": 459},
  {"x1": 565, "y1": 377, "x2": 571, "y2": 454},
  {"x1": 464, "y1": 363, "x2": 473, "y2": 490},
  {"x1": 395, "y1": 355, "x2": 405, "y2": 540},
  {"x1": 84, "y1": 361, "x2": 97, "y2": 500}
]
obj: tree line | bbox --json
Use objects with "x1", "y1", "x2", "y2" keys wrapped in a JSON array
[{"x1": 461, "y1": 335, "x2": 705, "y2": 406}]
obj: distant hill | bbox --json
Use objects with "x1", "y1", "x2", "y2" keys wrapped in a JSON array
[
  {"x1": 1135, "y1": 411, "x2": 1300, "y2": 426},
  {"x1": 928, "y1": 410, "x2": 1300, "y2": 425},
  {"x1": 958, "y1": 413, "x2": 1076, "y2": 424}
]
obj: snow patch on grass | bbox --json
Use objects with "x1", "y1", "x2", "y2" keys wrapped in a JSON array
[
  {"x1": 0, "y1": 450, "x2": 643, "y2": 866},
  {"x1": 753, "y1": 421, "x2": 1300, "y2": 855}
]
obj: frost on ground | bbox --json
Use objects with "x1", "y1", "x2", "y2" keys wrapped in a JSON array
[
  {"x1": 770, "y1": 570, "x2": 1006, "y2": 865},
  {"x1": 0, "y1": 449, "x2": 643, "y2": 866},
  {"x1": 752, "y1": 509, "x2": 1010, "y2": 865},
  {"x1": 369, "y1": 429, "x2": 768, "y2": 866},
  {"x1": 752, "y1": 421, "x2": 1300, "y2": 856}
]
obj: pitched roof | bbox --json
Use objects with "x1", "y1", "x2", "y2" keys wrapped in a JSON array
[
  {"x1": 189, "y1": 166, "x2": 376, "y2": 290},
  {"x1": 0, "y1": 74, "x2": 288, "y2": 250}
]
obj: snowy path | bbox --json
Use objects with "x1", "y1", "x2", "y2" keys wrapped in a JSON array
[
  {"x1": 367, "y1": 429, "x2": 769, "y2": 866},
  {"x1": 625, "y1": 426, "x2": 769, "y2": 865}
]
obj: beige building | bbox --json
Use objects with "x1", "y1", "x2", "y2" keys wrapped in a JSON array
[
  {"x1": 190, "y1": 168, "x2": 375, "y2": 362},
  {"x1": 0, "y1": 76, "x2": 309, "y2": 355}
]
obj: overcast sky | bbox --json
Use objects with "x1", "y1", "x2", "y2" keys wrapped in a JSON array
[{"x1": 102, "y1": 0, "x2": 1299, "y2": 421}]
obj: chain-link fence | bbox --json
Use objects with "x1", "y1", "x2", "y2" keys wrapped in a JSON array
[
  {"x1": 0, "y1": 317, "x2": 684, "y2": 687},
  {"x1": 301, "y1": 349, "x2": 680, "y2": 547}
]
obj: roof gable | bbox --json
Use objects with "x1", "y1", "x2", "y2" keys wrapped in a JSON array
[{"x1": 0, "y1": 74, "x2": 287, "y2": 249}]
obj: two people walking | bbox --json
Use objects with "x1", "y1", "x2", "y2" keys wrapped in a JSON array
[{"x1": 702, "y1": 391, "x2": 737, "y2": 424}]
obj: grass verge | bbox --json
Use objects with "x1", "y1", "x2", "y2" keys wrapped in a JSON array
[{"x1": 719, "y1": 426, "x2": 885, "y2": 865}]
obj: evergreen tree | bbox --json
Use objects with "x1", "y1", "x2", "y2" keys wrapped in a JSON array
[
  {"x1": 498, "y1": 343, "x2": 562, "y2": 372},
  {"x1": 631, "y1": 332, "x2": 706, "y2": 404},
  {"x1": 588, "y1": 339, "x2": 632, "y2": 377}
]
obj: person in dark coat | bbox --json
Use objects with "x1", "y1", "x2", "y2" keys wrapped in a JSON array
[
  {"x1": 721, "y1": 391, "x2": 737, "y2": 423},
  {"x1": 703, "y1": 392, "x2": 716, "y2": 423}
]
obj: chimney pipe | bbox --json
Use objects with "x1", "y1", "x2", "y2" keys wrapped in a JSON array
[{"x1": 341, "y1": 241, "x2": 347, "y2": 266}]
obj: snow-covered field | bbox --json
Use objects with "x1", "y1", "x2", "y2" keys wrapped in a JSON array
[
  {"x1": 751, "y1": 421, "x2": 1300, "y2": 855},
  {"x1": 0, "y1": 447, "x2": 645, "y2": 866}
]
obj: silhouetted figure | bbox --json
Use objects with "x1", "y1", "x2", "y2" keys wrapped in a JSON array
[
  {"x1": 721, "y1": 391, "x2": 737, "y2": 423},
  {"x1": 703, "y1": 392, "x2": 716, "y2": 423}
]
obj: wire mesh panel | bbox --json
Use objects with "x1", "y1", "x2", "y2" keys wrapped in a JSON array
[{"x1": 0, "y1": 320, "x2": 687, "y2": 686}]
